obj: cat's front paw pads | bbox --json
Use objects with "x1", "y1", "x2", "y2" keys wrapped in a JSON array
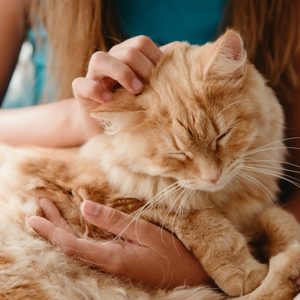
[{"x1": 215, "y1": 263, "x2": 268, "y2": 297}]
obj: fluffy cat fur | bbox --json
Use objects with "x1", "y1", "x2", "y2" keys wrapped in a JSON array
[{"x1": 0, "y1": 30, "x2": 300, "y2": 299}]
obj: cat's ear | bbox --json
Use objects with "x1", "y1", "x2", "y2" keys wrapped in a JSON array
[
  {"x1": 203, "y1": 30, "x2": 247, "y2": 80},
  {"x1": 90, "y1": 89, "x2": 146, "y2": 135}
]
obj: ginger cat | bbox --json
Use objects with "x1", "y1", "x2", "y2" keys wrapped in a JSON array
[{"x1": 0, "y1": 30, "x2": 300, "y2": 300}]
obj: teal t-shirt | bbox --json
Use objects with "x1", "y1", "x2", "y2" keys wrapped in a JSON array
[
  {"x1": 2, "y1": 27, "x2": 49, "y2": 108},
  {"x1": 2, "y1": 0, "x2": 227, "y2": 108},
  {"x1": 112, "y1": 0, "x2": 226, "y2": 45}
]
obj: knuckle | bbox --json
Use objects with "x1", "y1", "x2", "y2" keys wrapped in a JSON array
[
  {"x1": 72, "y1": 77, "x2": 82, "y2": 93},
  {"x1": 89, "y1": 51, "x2": 106, "y2": 67},
  {"x1": 122, "y1": 47, "x2": 138, "y2": 63},
  {"x1": 104, "y1": 207, "x2": 119, "y2": 223},
  {"x1": 73, "y1": 79, "x2": 101, "y2": 100},
  {"x1": 109, "y1": 44, "x2": 119, "y2": 53},
  {"x1": 72, "y1": 79, "x2": 88, "y2": 99},
  {"x1": 108, "y1": 250, "x2": 125, "y2": 274},
  {"x1": 99, "y1": 206, "x2": 123, "y2": 226},
  {"x1": 58, "y1": 236, "x2": 78, "y2": 256},
  {"x1": 134, "y1": 35, "x2": 152, "y2": 50}
]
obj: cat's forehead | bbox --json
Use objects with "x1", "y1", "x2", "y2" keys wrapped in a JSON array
[
  {"x1": 150, "y1": 43, "x2": 242, "y2": 108},
  {"x1": 171, "y1": 108, "x2": 217, "y2": 142},
  {"x1": 151, "y1": 73, "x2": 242, "y2": 128},
  {"x1": 145, "y1": 41, "x2": 255, "y2": 131}
]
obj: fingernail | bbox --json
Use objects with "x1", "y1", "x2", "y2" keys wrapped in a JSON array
[
  {"x1": 27, "y1": 216, "x2": 38, "y2": 228},
  {"x1": 132, "y1": 78, "x2": 143, "y2": 92},
  {"x1": 102, "y1": 91, "x2": 113, "y2": 102},
  {"x1": 82, "y1": 200, "x2": 100, "y2": 217},
  {"x1": 38, "y1": 198, "x2": 48, "y2": 209}
]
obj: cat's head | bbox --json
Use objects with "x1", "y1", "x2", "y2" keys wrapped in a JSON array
[{"x1": 91, "y1": 30, "x2": 284, "y2": 192}]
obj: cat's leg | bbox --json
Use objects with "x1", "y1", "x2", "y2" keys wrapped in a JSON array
[
  {"x1": 172, "y1": 209, "x2": 268, "y2": 297},
  {"x1": 256, "y1": 205, "x2": 300, "y2": 257}
]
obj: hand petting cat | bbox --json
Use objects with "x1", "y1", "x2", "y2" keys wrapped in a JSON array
[
  {"x1": 29, "y1": 198, "x2": 208, "y2": 288},
  {"x1": 72, "y1": 35, "x2": 175, "y2": 141}
]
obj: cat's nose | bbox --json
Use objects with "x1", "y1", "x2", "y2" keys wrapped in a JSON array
[{"x1": 201, "y1": 169, "x2": 221, "y2": 184}]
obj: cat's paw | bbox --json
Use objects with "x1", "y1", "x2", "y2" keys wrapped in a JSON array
[
  {"x1": 214, "y1": 262, "x2": 268, "y2": 297},
  {"x1": 270, "y1": 242, "x2": 300, "y2": 287},
  {"x1": 246, "y1": 243, "x2": 300, "y2": 300}
]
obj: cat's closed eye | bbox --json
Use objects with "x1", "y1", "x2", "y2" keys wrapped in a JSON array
[
  {"x1": 211, "y1": 129, "x2": 232, "y2": 151},
  {"x1": 169, "y1": 151, "x2": 193, "y2": 161},
  {"x1": 216, "y1": 128, "x2": 232, "y2": 143}
]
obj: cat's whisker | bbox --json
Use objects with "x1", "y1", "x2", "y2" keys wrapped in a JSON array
[
  {"x1": 242, "y1": 136, "x2": 300, "y2": 159},
  {"x1": 161, "y1": 188, "x2": 187, "y2": 255},
  {"x1": 160, "y1": 187, "x2": 186, "y2": 231},
  {"x1": 244, "y1": 158, "x2": 300, "y2": 169},
  {"x1": 148, "y1": 186, "x2": 185, "y2": 252},
  {"x1": 245, "y1": 164, "x2": 300, "y2": 178},
  {"x1": 242, "y1": 166, "x2": 300, "y2": 190},
  {"x1": 171, "y1": 189, "x2": 191, "y2": 237},
  {"x1": 118, "y1": 183, "x2": 184, "y2": 244},
  {"x1": 243, "y1": 165, "x2": 300, "y2": 183},
  {"x1": 244, "y1": 136, "x2": 300, "y2": 156},
  {"x1": 226, "y1": 159, "x2": 243, "y2": 179},
  {"x1": 225, "y1": 181, "x2": 234, "y2": 193},
  {"x1": 144, "y1": 182, "x2": 179, "y2": 207},
  {"x1": 242, "y1": 146, "x2": 290, "y2": 158},
  {"x1": 178, "y1": 189, "x2": 191, "y2": 219},
  {"x1": 132, "y1": 183, "x2": 182, "y2": 220},
  {"x1": 239, "y1": 171, "x2": 274, "y2": 201},
  {"x1": 171, "y1": 189, "x2": 190, "y2": 225},
  {"x1": 170, "y1": 191, "x2": 191, "y2": 257},
  {"x1": 165, "y1": 187, "x2": 194, "y2": 255},
  {"x1": 108, "y1": 183, "x2": 182, "y2": 244},
  {"x1": 132, "y1": 182, "x2": 180, "y2": 217},
  {"x1": 237, "y1": 172, "x2": 274, "y2": 202}
]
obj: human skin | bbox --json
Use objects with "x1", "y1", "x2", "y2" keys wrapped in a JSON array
[{"x1": 0, "y1": 0, "x2": 86, "y2": 147}]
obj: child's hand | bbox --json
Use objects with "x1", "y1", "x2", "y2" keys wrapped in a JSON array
[
  {"x1": 71, "y1": 36, "x2": 175, "y2": 141},
  {"x1": 73, "y1": 35, "x2": 162, "y2": 111},
  {"x1": 28, "y1": 198, "x2": 208, "y2": 288}
]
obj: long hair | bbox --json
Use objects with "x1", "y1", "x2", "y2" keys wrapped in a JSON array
[
  {"x1": 26, "y1": 0, "x2": 119, "y2": 99},
  {"x1": 226, "y1": 0, "x2": 300, "y2": 102},
  {"x1": 27, "y1": 0, "x2": 300, "y2": 102}
]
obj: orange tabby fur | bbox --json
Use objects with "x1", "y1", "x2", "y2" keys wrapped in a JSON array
[{"x1": 0, "y1": 30, "x2": 300, "y2": 299}]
